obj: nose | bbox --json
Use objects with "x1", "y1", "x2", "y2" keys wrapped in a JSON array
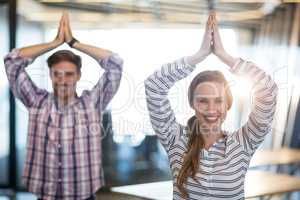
[
  {"x1": 207, "y1": 101, "x2": 217, "y2": 112},
  {"x1": 57, "y1": 75, "x2": 67, "y2": 84}
]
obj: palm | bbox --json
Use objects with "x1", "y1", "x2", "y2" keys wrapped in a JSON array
[
  {"x1": 199, "y1": 14, "x2": 213, "y2": 58},
  {"x1": 211, "y1": 13, "x2": 226, "y2": 57},
  {"x1": 54, "y1": 14, "x2": 65, "y2": 46},
  {"x1": 64, "y1": 12, "x2": 73, "y2": 43}
]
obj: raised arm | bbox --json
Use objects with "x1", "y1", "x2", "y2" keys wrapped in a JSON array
[
  {"x1": 19, "y1": 14, "x2": 65, "y2": 59},
  {"x1": 212, "y1": 12, "x2": 278, "y2": 154},
  {"x1": 186, "y1": 13, "x2": 214, "y2": 66},
  {"x1": 63, "y1": 12, "x2": 123, "y2": 111},
  {"x1": 145, "y1": 13, "x2": 215, "y2": 152},
  {"x1": 144, "y1": 59, "x2": 195, "y2": 152},
  {"x1": 211, "y1": 11, "x2": 239, "y2": 68},
  {"x1": 231, "y1": 60, "x2": 278, "y2": 154},
  {"x1": 4, "y1": 14, "x2": 65, "y2": 108}
]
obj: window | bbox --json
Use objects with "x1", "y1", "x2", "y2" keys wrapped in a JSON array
[{"x1": 0, "y1": 3, "x2": 10, "y2": 185}]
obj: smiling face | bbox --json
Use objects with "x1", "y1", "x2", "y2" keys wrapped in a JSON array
[
  {"x1": 192, "y1": 81, "x2": 228, "y2": 134},
  {"x1": 50, "y1": 61, "x2": 81, "y2": 103}
]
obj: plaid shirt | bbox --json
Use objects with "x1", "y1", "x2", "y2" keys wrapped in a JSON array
[{"x1": 4, "y1": 49, "x2": 123, "y2": 200}]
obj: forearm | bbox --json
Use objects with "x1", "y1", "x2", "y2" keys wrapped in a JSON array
[
  {"x1": 186, "y1": 51, "x2": 207, "y2": 66},
  {"x1": 145, "y1": 58, "x2": 195, "y2": 93},
  {"x1": 217, "y1": 51, "x2": 239, "y2": 69},
  {"x1": 19, "y1": 41, "x2": 59, "y2": 60},
  {"x1": 72, "y1": 42, "x2": 112, "y2": 61},
  {"x1": 233, "y1": 60, "x2": 278, "y2": 152}
]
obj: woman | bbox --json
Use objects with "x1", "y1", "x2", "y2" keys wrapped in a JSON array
[{"x1": 144, "y1": 12, "x2": 278, "y2": 199}]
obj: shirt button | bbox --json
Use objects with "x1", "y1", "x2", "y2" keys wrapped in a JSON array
[
  {"x1": 58, "y1": 179, "x2": 62, "y2": 182},
  {"x1": 57, "y1": 144, "x2": 61, "y2": 148},
  {"x1": 58, "y1": 162, "x2": 62, "y2": 166}
]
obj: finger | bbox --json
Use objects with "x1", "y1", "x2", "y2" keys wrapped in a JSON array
[
  {"x1": 62, "y1": 11, "x2": 67, "y2": 23},
  {"x1": 213, "y1": 22, "x2": 220, "y2": 37},
  {"x1": 206, "y1": 15, "x2": 211, "y2": 27},
  {"x1": 212, "y1": 12, "x2": 218, "y2": 26},
  {"x1": 65, "y1": 11, "x2": 70, "y2": 28},
  {"x1": 212, "y1": 23, "x2": 221, "y2": 45},
  {"x1": 62, "y1": 11, "x2": 67, "y2": 28},
  {"x1": 55, "y1": 15, "x2": 63, "y2": 39},
  {"x1": 58, "y1": 13, "x2": 64, "y2": 28},
  {"x1": 212, "y1": 23, "x2": 217, "y2": 39},
  {"x1": 206, "y1": 15, "x2": 213, "y2": 31}
]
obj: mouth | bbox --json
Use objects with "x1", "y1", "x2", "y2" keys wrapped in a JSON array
[
  {"x1": 55, "y1": 85, "x2": 71, "y2": 94},
  {"x1": 57, "y1": 86, "x2": 68, "y2": 91},
  {"x1": 203, "y1": 115, "x2": 220, "y2": 123}
]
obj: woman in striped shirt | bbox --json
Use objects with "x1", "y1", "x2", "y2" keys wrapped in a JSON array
[{"x1": 144, "y1": 12, "x2": 278, "y2": 199}]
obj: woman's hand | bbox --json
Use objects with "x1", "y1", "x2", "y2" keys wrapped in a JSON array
[
  {"x1": 211, "y1": 12, "x2": 227, "y2": 59},
  {"x1": 212, "y1": 12, "x2": 239, "y2": 68},
  {"x1": 186, "y1": 12, "x2": 214, "y2": 65},
  {"x1": 198, "y1": 13, "x2": 214, "y2": 58}
]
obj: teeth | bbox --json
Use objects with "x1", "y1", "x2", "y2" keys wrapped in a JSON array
[
  {"x1": 204, "y1": 116, "x2": 219, "y2": 122},
  {"x1": 206, "y1": 117, "x2": 217, "y2": 121},
  {"x1": 207, "y1": 117, "x2": 217, "y2": 120}
]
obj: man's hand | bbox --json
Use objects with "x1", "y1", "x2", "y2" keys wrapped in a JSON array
[
  {"x1": 52, "y1": 13, "x2": 65, "y2": 47},
  {"x1": 18, "y1": 13, "x2": 67, "y2": 59},
  {"x1": 64, "y1": 12, "x2": 73, "y2": 43}
]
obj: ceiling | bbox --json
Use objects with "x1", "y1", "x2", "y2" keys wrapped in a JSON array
[{"x1": 17, "y1": 0, "x2": 297, "y2": 28}]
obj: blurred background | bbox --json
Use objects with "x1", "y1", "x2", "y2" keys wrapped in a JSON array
[{"x1": 1, "y1": 0, "x2": 300, "y2": 199}]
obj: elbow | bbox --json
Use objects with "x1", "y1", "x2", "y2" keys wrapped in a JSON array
[
  {"x1": 272, "y1": 80, "x2": 279, "y2": 99},
  {"x1": 144, "y1": 78, "x2": 151, "y2": 93},
  {"x1": 144, "y1": 74, "x2": 156, "y2": 92}
]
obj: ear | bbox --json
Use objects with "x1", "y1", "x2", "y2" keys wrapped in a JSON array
[
  {"x1": 49, "y1": 68, "x2": 54, "y2": 80},
  {"x1": 191, "y1": 102, "x2": 196, "y2": 110}
]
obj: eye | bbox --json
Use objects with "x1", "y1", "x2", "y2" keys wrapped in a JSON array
[
  {"x1": 215, "y1": 98, "x2": 224, "y2": 103},
  {"x1": 195, "y1": 98, "x2": 208, "y2": 103},
  {"x1": 53, "y1": 71, "x2": 60, "y2": 77},
  {"x1": 65, "y1": 72, "x2": 75, "y2": 77}
]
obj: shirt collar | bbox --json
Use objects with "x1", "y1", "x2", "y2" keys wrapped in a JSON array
[{"x1": 50, "y1": 92, "x2": 79, "y2": 113}]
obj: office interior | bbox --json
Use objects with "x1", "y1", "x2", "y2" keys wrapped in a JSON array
[{"x1": 1, "y1": 0, "x2": 300, "y2": 199}]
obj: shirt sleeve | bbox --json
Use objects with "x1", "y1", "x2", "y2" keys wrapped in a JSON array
[
  {"x1": 4, "y1": 49, "x2": 48, "y2": 108},
  {"x1": 144, "y1": 57, "x2": 196, "y2": 152},
  {"x1": 82, "y1": 53, "x2": 123, "y2": 111},
  {"x1": 231, "y1": 59, "x2": 278, "y2": 155}
]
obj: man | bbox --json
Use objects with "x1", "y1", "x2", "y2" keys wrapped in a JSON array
[{"x1": 4, "y1": 12, "x2": 123, "y2": 200}]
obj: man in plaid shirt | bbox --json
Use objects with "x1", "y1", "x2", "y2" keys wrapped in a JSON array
[{"x1": 4, "y1": 12, "x2": 123, "y2": 200}]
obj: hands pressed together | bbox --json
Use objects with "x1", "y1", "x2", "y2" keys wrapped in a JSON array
[
  {"x1": 53, "y1": 12, "x2": 76, "y2": 47},
  {"x1": 199, "y1": 11, "x2": 226, "y2": 60},
  {"x1": 187, "y1": 11, "x2": 237, "y2": 67},
  {"x1": 51, "y1": 11, "x2": 235, "y2": 66}
]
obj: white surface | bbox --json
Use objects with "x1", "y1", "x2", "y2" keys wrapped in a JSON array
[{"x1": 112, "y1": 181, "x2": 173, "y2": 200}]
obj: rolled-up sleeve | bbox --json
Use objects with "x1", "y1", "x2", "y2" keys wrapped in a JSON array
[
  {"x1": 83, "y1": 53, "x2": 123, "y2": 111},
  {"x1": 4, "y1": 49, "x2": 47, "y2": 108}
]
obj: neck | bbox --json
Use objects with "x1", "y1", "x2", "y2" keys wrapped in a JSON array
[
  {"x1": 202, "y1": 131, "x2": 224, "y2": 150},
  {"x1": 55, "y1": 94, "x2": 76, "y2": 109}
]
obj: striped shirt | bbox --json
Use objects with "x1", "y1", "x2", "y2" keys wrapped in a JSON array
[
  {"x1": 4, "y1": 49, "x2": 123, "y2": 200},
  {"x1": 144, "y1": 58, "x2": 278, "y2": 200}
]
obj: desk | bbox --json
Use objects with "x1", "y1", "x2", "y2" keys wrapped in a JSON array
[
  {"x1": 250, "y1": 148, "x2": 300, "y2": 167},
  {"x1": 112, "y1": 171, "x2": 300, "y2": 200},
  {"x1": 245, "y1": 171, "x2": 300, "y2": 198}
]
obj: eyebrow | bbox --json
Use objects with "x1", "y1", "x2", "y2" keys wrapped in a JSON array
[
  {"x1": 194, "y1": 94, "x2": 223, "y2": 98},
  {"x1": 52, "y1": 70, "x2": 76, "y2": 74}
]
